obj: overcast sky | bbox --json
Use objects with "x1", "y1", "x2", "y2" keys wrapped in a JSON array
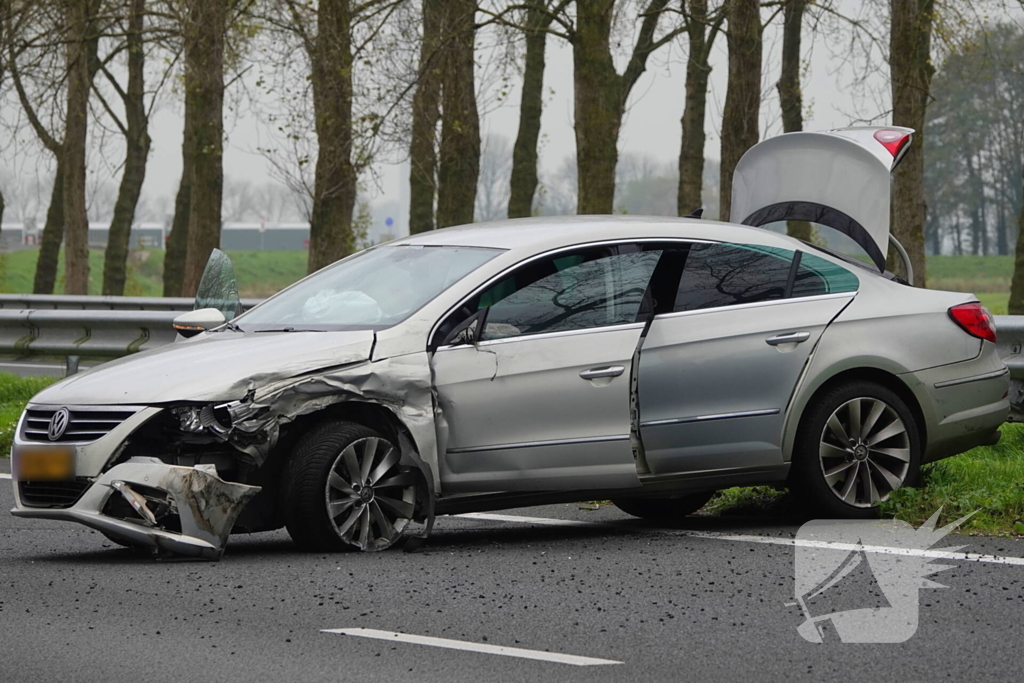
[{"x1": 9, "y1": 1, "x2": 1021, "y2": 233}]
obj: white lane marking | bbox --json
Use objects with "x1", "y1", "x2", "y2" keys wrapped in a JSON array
[
  {"x1": 711, "y1": 533, "x2": 1024, "y2": 567},
  {"x1": 322, "y1": 628, "x2": 622, "y2": 667},
  {"x1": 455, "y1": 512, "x2": 1024, "y2": 568},
  {"x1": 0, "y1": 473, "x2": 11, "y2": 480},
  {"x1": 457, "y1": 512, "x2": 608, "y2": 528}
]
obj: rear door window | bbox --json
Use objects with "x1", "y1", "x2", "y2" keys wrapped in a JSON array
[{"x1": 673, "y1": 243, "x2": 792, "y2": 312}]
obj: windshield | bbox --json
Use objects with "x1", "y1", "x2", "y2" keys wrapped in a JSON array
[{"x1": 236, "y1": 245, "x2": 501, "y2": 331}]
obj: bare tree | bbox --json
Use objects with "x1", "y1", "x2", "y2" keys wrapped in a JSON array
[
  {"x1": 99, "y1": 0, "x2": 152, "y2": 295},
  {"x1": 6, "y1": 0, "x2": 103, "y2": 293},
  {"x1": 677, "y1": 0, "x2": 723, "y2": 217},
  {"x1": 436, "y1": 0, "x2": 480, "y2": 228},
  {"x1": 60, "y1": 0, "x2": 100, "y2": 294},
  {"x1": 888, "y1": 0, "x2": 934, "y2": 286},
  {"x1": 775, "y1": 0, "x2": 812, "y2": 239},
  {"x1": 718, "y1": 0, "x2": 761, "y2": 222},
  {"x1": 179, "y1": 0, "x2": 229, "y2": 297},
  {"x1": 0, "y1": 0, "x2": 7, "y2": 239},
  {"x1": 506, "y1": 0, "x2": 561, "y2": 218},
  {"x1": 408, "y1": 0, "x2": 443, "y2": 234},
  {"x1": 572, "y1": 0, "x2": 683, "y2": 214}
]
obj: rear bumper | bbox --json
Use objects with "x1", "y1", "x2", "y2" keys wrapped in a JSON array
[
  {"x1": 904, "y1": 355, "x2": 1010, "y2": 464},
  {"x1": 11, "y1": 457, "x2": 259, "y2": 560}
]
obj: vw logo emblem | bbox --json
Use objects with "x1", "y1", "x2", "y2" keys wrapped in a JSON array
[{"x1": 48, "y1": 408, "x2": 71, "y2": 441}]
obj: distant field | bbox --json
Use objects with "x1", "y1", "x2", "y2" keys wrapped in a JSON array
[
  {"x1": 0, "y1": 248, "x2": 310, "y2": 298},
  {"x1": 0, "y1": 248, "x2": 1019, "y2": 304}
]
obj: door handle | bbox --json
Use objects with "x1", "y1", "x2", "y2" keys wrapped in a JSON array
[
  {"x1": 766, "y1": 331, "x2": 811, "y2": 346},
  {"x1": 580, "y1": 366, "x2": 625, "y2": 380}
]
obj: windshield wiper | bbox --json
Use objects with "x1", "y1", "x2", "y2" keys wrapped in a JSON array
[{"x1": 252, "y1": 327, "x2": 323, "y2": 333}]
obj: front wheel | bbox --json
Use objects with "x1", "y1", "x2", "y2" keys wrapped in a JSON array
[
  {"x1": 792, "y1": 381, "x2": 920, "y2": 518},
  {"x1": 281, "y1": 420, "x2": 419, "y2": 552}
]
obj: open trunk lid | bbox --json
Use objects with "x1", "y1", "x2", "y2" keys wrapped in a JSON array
[{"x1": 730, "y1": 126, "x2": 913, "y2": 273}]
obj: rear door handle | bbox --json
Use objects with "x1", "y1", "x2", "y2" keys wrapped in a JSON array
[
  {"x1": 580, "y1": 366, "x2": 625, "y2": 380},
  {"x1": 766, "y1": 331, "x2": 811, "y2": 346}
]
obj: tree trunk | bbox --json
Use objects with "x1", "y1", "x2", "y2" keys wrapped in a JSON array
[
  {"x1": 435, "y1": 0, "x2": 480, "y2": 228},
  {"x1": 507, "y1": 1, "x2": 551, "y2": 219},
  {"x1": 888, "y1": 0, "x2": 933, "y2": 287},
  {"x1": 777, "y1": 0, "x2": 811, "y2": 240},
  {"x1": 103, "y1": 0, "x2": 151, "y2": 296},
  {"x1": 1008, "y1": 166, "x2": 1024, "y2": 314},
  {"x1": 408, "y1": 0, "x2": 443, "y2": 233},
  {"x1": 180, "y1": 0, "x2": 227, "y2": 297},
  {"x1": 677, "y1": 0, "x2": 711, "y2": 217},
  {"x1": 306, "y1": 0, "x2": 357, "y2": 273},
  {"x1": 62, "y1": 0, "x2": 92, "y2": 295},
  {"x1": 163, "y1": 107, "x2": 195, "y2": 297},
  {"x1": 573, "y1": 0, "x2": 623, "y2": 215},
  {"x1": 719, "y1": 0, "x2": 761, "y2": 223},
  {"x1": 34, "y1": 162, "x2": 64, "y2": 294}
]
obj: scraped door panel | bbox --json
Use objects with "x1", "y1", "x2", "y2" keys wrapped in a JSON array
[
  {"x1": 433, "y1": 326, "x2": 644, "y2": 493},
  {"x1": 638, "y1": 296, "x2": 852, "y2": 475}
]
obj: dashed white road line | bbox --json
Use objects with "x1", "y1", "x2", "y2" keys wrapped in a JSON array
[
  {"x1": 322, "y1": 628, "x2": 622, "y2": 666},
  {"x1": 455, "y1": 512, "x2": 1024, "y2": 568},
  {"x1": 0, "y1": 473, "x2": 11, "y2": 480}
]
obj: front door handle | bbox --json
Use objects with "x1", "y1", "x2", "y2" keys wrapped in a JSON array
[
  {"x1": 580, "y1": 366, "x2": 625, "y2": 380},
  {"x1": 766, "y1": 331, "x2": 811, "y2": 346}
]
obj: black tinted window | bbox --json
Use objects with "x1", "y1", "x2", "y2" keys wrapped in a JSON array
[
  {"x1": 480, "y1": 249, "x2": 661, "y2": 340},
  {"x1": 673, "y1": 243, "x2": 792, "y2": 312},
  {"x1": 790, "y1": 252, "x2": 859, "y2": 297}
]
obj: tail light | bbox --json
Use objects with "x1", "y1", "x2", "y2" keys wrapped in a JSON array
[{"x1": 948, "y1": 302, "x2": 996, "y2": 343}]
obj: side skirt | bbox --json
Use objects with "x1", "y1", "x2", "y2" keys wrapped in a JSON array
[{"x1": 433, "y1": 464, "x2": 791, "y2": 515}]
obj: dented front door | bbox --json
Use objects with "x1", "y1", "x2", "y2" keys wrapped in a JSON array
[{"x1": 431, "y1": 246, "x2": 661, "y2": 494}]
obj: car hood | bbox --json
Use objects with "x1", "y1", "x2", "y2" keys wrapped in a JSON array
[{"x1": 30, "y1": 330, "x2": 377, "y2": 406}]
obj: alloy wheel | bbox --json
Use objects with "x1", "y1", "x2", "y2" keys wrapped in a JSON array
[
  {"x1": 324, "y1": 436, "x2": 417, "y2": 550},
  {"x1": 818, "y1": 397, "x2": 911, "y2": 508}
]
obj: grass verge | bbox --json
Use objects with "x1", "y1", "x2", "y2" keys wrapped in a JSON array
[
  {"x1": 708, "y1": 424, "x2": 1024, "y2": 536},
  {"x1": 0, "y1": 373, "x2": 57, "y2": 457}
]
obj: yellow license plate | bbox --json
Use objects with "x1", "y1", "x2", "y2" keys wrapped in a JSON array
[{"x1": 14, "y1": 447, "x2": 75, "y2": 481}]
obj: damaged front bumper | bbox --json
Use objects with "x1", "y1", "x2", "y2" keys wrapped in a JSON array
[{"x1": 11, "y1": 457, "x2": 260, "y2": 560}]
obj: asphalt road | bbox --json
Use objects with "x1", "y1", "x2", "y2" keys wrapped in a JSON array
[{"x1": 2, "y1": 458, "x2": 1023, "y2": 682}]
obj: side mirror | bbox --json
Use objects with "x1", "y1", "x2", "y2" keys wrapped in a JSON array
[
  {"x1": 441, "y1": 308, "x2": 489, "y2": 347},
  {"x1": 173, "y1": 308, "x2": 226, "y2": 339}
]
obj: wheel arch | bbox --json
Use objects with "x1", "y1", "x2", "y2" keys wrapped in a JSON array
[{"x1": 783, "y1": 364, "x2": 927, "y2": 465}]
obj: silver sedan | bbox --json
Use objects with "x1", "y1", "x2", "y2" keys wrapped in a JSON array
[{"x1": 9, "y1": 127, "x2": 1009, "y2": 558}]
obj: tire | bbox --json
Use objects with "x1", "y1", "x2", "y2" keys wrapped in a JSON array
[
  {"x1": 612, "y1": 491, "x2": 715, "y2": 520},
  {"x1": 281, "y1": 420, "x2": 419, "y2": 552},
  {"x1": 791, "y1": 380, "x2": 921, "y2": 519}
]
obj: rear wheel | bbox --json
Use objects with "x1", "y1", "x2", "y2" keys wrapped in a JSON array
[
  {"x1": 792, "y1": 381, "x2": 920, "y2": 518},
  {"x1": 612, "y1": 491, "x2": 715, "y2": 520},
  {"x1": 282, "y1": 420, "x2": 418, "y2": 551}
]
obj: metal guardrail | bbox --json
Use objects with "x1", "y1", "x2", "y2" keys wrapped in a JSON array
[
  {"x1": 0, "y1": 294, "x2": 261, "y2": 312},
  {"x1": 1, "y1": 300, "x2": 1023, "y2": 389},
  {"x1": 996, "y1": 316, "x2": 1024, "y2": 421}
]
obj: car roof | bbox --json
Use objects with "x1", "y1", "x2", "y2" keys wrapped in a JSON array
[{"x1": 389, "y1": 214, "x2": 817, "y2": 255}]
